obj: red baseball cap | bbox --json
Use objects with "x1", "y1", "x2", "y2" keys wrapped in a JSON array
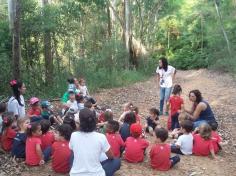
[{"x1": 130, "y1": 123, "x2": 142, "y2": 136}]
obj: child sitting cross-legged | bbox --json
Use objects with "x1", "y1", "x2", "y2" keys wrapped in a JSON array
[
  {"x1": 145, "y1": 108, "x2": 160, "y2": 136},
  {"x1": 119, "y1": 112, "x2": 136, "y2": 142},
  {"x1": 11, "y1": 117, "x2": 30, "y2": 158},
  {"x1": 209, "y1": 121, "x2": 222, "y2": 153},
  {"x1": 1, "y1": 112, "x2": 16, "y2": 151},
  {"x1": 171, "y1": 120, "x2": 194, "y2": 155},
  {"x1": 124, "y1": 123, "x2": 149, "y2": 163},
  {"x1": 150, "y1": 127, "x2": 180, "y2": 171},
  {"x1": 27, "y1": 97, "x2": 43, "y2": 122},
  {"x1": 40, "y1": 120, "x2": 55, "y2": 151},
  {"x1": 106, "y1": 120, "x2": 125, "y2": 158},
  {"x1": 25, "y1": 122, "x2": 51, "y2": 166},
  {"x1": 52, "y1": 124, "x2": 73, "y2": 174},
  {"x1": 192, "y1": 123, "x2": 217, "y2": 159}
]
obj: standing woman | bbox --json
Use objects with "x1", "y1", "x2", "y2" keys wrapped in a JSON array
[
  {"x1": 7, "y1": 80, "x2": 26, "y2": 119},
  {"x1": 156, "y1": 57, "x2": 176, "y2": 115}
]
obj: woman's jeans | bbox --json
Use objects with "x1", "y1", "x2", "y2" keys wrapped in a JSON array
[
  {"x1": 160, "y1": 87, "x2": 172, "y2": 114},
  {"x1": 170, "y1": 155, "x2": 180, "y2": 167},
  {"x1": 101, "y1": 158, "x2": 121, "y2": 176}
]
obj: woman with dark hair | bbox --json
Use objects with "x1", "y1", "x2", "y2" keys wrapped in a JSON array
[
  {"x1": 69, "y1": 108, "x2": 121, "y2": 176},
  {"x1": 156, "y1": 57, "x2": 176, "y2": 115},
  {"x1": 7, "y1": 80, "x2": 26, "y2": 119},
  {"x1": 186, "y1": 89, "x2": 216, "y2": 128}
]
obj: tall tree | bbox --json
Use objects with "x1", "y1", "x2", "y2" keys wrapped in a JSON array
[
  {"x1": 42, "y1": 0, "x2": 53, "y2": 85},
  {"x1": 9, "y1": 0, "x2": 21, "y2": 79}
]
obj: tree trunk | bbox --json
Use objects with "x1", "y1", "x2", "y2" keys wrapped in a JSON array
[
  {"x1": 214, "y1": 0, "x2": 231, "y2": 56},
  {"x1": 11, "y1": 0, "x2": 21, "y2": 79},
  {"x1": 124, "y1": 0, "x2": 131, "y2": 68},
  {"x1": 42, "y1": 0, "x2": 53, "y2": 85},
  {"x1": 107, "y1": 2, "x2": 112, "y2": 38}
]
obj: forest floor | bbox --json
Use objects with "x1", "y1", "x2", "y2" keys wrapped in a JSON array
[{"x1": 1, "y1": 69, "x2": 236, "y2": 176}]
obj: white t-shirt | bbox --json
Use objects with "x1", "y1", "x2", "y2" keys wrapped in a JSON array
[
  {"x1": 176, "y1": 133, "x2": 193, "y2": 155},
  {"x1": 7, "y1": 96, "x2": 25, "y2": 118},
  {"x1": 156, "y1": 65, "x2": 175, "y2": 88},
  {"x1": 67, "y1": 100, "x2": 78, "y2": 112},
  {"x1": 69, "y1": 131, "x2": 110, "y2": 176},
  {"x1": 80, "y1": 85, "x2": 88, "y2": 96}
]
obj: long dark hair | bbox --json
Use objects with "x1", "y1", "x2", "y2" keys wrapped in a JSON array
[
  {"x1": 10, "y1": 80, "x2": 24, "y2": 106},
  {"x1": 189, "y1": 89, "x2": 203, "y2": 104},
  {"x1": 159, "y1": 57, "x2": 168, "y2": 72},
  {"x1": 79, "y1": 108, "x2": 96, "y2": 132}
]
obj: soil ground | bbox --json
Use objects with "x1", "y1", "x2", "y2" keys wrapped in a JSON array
[{"x1": 1, "y1": 69, "x2": 236, "y2": 176}]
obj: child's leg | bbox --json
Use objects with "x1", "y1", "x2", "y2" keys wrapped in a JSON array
[
  {"x1": 43, "y1": 146, "x2": 52, "y2": 162},
  {"x1": 101, "y1": 158, "x2": 121, "y2": 176},
  {"x1": 171, "y1": 113, "x2": 179, "y2": 130},
  {"x1": 148, "y1": 126, "x2": 154, "y2": 135},
  {"x1": 171, "y1": 144, "x2": 183, "y2": 155},
  {"x1": 170, "y1": 155, "x2": 180, "y2": 168}
]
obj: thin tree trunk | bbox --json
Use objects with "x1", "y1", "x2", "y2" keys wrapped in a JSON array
[
  {"x1": 214, "y1": 0, "x2": 231, "y2": 56},
  {"x1": 124, "y1": 0, "x2": 131, "y2": 68},
  {"x1": 107, "y1": 2, "x2": 112, "y2": 38},
  {"x1": 12, "y1": 0, "x2": 21, "y2": 79},
  {"x1": 42, "y1": 0, "x2": 53, "y2": 85}
]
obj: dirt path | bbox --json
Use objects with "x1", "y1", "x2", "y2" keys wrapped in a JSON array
[{"x1": 1, "y1": 69, "x2": 236, "y2": 176}]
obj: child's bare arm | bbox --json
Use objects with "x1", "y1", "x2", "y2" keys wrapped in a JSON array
[
  {"x1": 36, "y1": 144, "x2": 44, "y2": 164},
  {"x1": 105, "y1": 148, "x2": 114, "y2": 159},
  {"x1": 210, "y1": 148, "x2": 216, "y2": 159}
]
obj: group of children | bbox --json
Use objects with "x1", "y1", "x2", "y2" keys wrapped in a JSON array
[{"x1": 0, "y1": 78, "x2": 223, "y2": 174}]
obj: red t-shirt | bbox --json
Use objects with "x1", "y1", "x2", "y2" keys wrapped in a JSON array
[
  {"x1": 26, "y1": 136, "x2": 42, "y2": 166},
  {"x1": 52, "y1": 140, "x2": 71, "y2": 173},
  {"x1": 124, "y1": 136, "x2": 149, "y2": 163},
  {"x1": 193, "y1": 134, "x2": 214, "y2": 156},
  {"x1": 41, "y1": 131, "x2": 55, "y2": 150},
  {"x1": 169, "y1": 95, "x2": 184, "y2": 116},
  {"x1": 150, "y1": 143, "x2": 171, "y2": 171},
  {"x1": 211, "y1": 131, "x2": 222, "y2": 153},
  {"x1": 98, "y1": 113, "x2": 105, "y2": 123},
  {"x1": 106, "y1": 133, "x2": 125, "y2": 157},
  {"x1": 27, "y1": 107, "x2": 41, "y2": 116},
  {"x1": 1, "y1": 128, "x2": 16, "y2": 151}
]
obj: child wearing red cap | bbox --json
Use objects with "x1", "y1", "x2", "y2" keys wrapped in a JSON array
[
  {"x1": 124, "y1": 123, "x2": 149, "y2": 163},
  {"x1": 106, "y1": 120, "x2": 125, "y2": 158},
  {"x1": 150, "y1": 127, "x2": 180, "y2": 171}
]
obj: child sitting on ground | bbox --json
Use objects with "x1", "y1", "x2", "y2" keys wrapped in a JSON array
[
  {"x1": 145, "y1": 108, "x2": 160, "y2": 136},
  {"x1": 120, "y1": 112, "x2": 136, "y2": 142},
  {"x1": 40, "y1": 120, "x2": 55, "y2": 151},
  {"x1": 124, "y1": 123, "x2": 149, "y2": 163},
  {"x1": 41, "y1": 100, "x2": 53, "y2": 120},
  {"x1": 26, "y1": 122, "x2": 51, "y2": 166},
  {"x1": 0, "y1": 103, "x2": 7, "y2": 142},
  {"x1": 106, "y1": 120, "x2": 125, "y2": 158},
  {"x1": 118, "y1": 102, "x2": 133, "y2": 123},
  {"x1": 132, "y1": 106, "x2": 141, "y2": 124},
  {"x1": 192, "y1": 123, "x2": 217, "y2": 158},
  {"x1": 171, "y1": 120, "x2": 193, "y2": 155},
  {"x1": 65, "y1": 91, "x2": 78, "y2": 113},
  {"x1": 78, "y1": 78, "x2": 96, "y2": 105},
  {"x1": 97, "y1": 109, "x2": 113, "y2": 134},
  {"x1": 167, "y1": 84, "x2": 184, "y2": 131},
  {"x1": 209, "y1": 121, "x2": 222, "y2": 153},
  {"x1": 11, "y1": 117, "x2": 30, "y2": 158},
  {"x1": 76, "y1": 94, "x2": 85, "y2": 111},
  {"x1": 27, "y1": 97, "x2": 43, "y2": 122},
  {"x1": 150, "y1": 127, "x2": 180, "y2": 171},
  {"x1": 1, "y1": 112, "x2": 16, "y2": 151},
  {"x1": 52, "y1": 124, "x2": 73, "y2": 173}
]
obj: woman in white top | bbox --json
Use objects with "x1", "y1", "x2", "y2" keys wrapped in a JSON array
[
  {"x1": 69, "y1": 108, "x2": 121, "y2": 176},
  {"x1": 156, "y1": 57, "x2": 176, "y2": 115},
  {"x1": 7, "y1": 80, "x2": 26, "y2": 119}
]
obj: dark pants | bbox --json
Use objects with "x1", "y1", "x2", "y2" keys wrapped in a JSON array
[
  {"x1": 171, "y1": 113, "x2": 180, "y2": 130},
  {"x1": 170, "y1": 155, "x2": 180, "y2": 167},
  {"x1": 43, "y1": 146, "x2": 52, "y2": 162},
  {"x1": 171, "y1": 144, "x2": 183, "y2": 155},
  {"x1": 101, "y1": 158, "x2": 121, "y2": 176}
]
